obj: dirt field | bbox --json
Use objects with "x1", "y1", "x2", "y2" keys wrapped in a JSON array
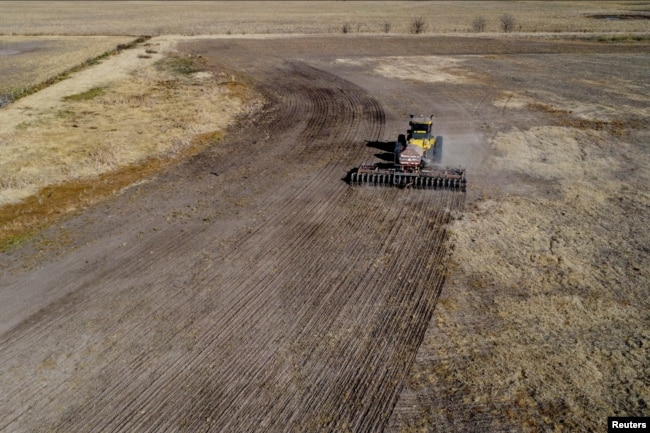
[
  {"x1": 1, "y1": 33, "x2": 648, "y2": 432},
  {"x1": 1, "y1": 5, "x2": 649, "y2": 433}
]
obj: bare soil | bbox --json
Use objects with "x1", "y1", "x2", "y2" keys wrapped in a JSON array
[{"x1": 0, "y1": 35, "x2": 648, "y2": 432}]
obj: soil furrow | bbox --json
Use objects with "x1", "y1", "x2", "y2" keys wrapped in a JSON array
[
  {"x1": 0, "y1": 44, "x2": 464, "y2": 433},
  {"x1": 46, "y1": 63, "x2": 390, "y2": 432}
]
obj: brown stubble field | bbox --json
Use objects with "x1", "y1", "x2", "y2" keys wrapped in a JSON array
[
  {"x1": 383, "y1": 50, "x2": 650, "y2": 431},
  {"x1": 1, "y1": 1, "x2": 650, "y2": 35},
  {"x1": 0, "y1": 36, "x2": 136, "y2": 101},
  {"x1": 0, "y1": 2, "x2": 649, "y2": 433}
]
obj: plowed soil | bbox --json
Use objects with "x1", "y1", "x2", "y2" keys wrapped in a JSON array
[{"x1": 1, "y1": 35, "x2": 648, "y2": 432}]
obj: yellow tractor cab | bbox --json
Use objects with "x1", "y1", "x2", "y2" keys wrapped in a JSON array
[
  {"x1": 407, "y1": 115, "x2": 434, "y2": 150},
  {"x1": 396, "y1": 114, "x2": 442, "y2": 169}
]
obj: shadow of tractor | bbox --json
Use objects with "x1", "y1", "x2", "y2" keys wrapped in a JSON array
[{"x1": 366, "y1": 140, "x2": 397, "y2": 164}]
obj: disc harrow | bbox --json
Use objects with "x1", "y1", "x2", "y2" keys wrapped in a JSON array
[
  {"x1": 350, "y1": 163, "x2": 466, "y2": 191},
  {"x1": 350, "y1": 115, "x2": 466, "y2": 192}
]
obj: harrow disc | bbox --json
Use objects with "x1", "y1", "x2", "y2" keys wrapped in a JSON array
[{"x1": 351, "y1": 169, "x2": 466, "y2": 191}]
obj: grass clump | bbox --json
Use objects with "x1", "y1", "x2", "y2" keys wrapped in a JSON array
[
  {"x1": 63, "y1": 86, "x2": 106, "y2": 102},
  {"x1": 155, "y1": 54, "x2": 203, "y2": 76}
]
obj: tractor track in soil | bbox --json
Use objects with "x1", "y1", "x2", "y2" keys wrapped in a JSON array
[{"x1": 0, "y1": 48, "x2": 464, "y2": 432}]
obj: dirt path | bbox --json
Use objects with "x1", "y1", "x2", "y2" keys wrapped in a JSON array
[{"x1": 1, "y1": 35, "x2": 648, "y2": 432}]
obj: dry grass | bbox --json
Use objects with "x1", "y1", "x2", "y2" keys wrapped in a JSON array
[
  {"x1": 0, "y1": 43, "x2": 257, "y2": 249},
  {"x1": 436, "y1": 192, "x2": 649, "y2": 428},
  {"x1": 0, "y1": 36, "x2": 136, "y2": 101},
  {"x1": 425, "y1": 87, "x2": 650, "y2": 430},
  {"x1": 389, "y1": 46, "x2": 648, "y2": 430},
  {"x1": 0, "y1": 127, "x2": 227, "y2": 250},
  {"x1": 0, "y1": 1, "x2": 649, "y2": 36}
]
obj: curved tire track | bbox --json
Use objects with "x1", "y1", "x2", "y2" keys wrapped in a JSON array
[{"x1": 0, "y1": 59, "x2": 463, "y2": 433}]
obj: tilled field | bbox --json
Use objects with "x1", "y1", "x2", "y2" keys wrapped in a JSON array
[
  {"x1": 1, "y1": 35, "x2": 648, "y2": 432},
  {"x1": 0, "y1": 45, "x2": 465, "y2": 432}
]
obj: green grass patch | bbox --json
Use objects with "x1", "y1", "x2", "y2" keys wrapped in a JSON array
[
  {"x1": 192, "y1": 130, "x2": 224, "y2": 147},
  {"x1": 63, "y1": 86, "x2": 106, "y2": 102},
  {"x1": 0, "y1": 233, "x2": 32, "y2": 252}
]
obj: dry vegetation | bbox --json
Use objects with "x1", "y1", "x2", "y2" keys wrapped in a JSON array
[
  {"x1": 0, "y1": 1, "x2": 649, "y2": 36},
  {"x1": 418, "y1": 123, "x2": 650, "y2": 429},
  {"x1": 0, "y1": 36, "x2": 136, "y2": 102},
  {"x1": 0, "y1": 37, "x2": 255, "y2": 247},
  {"x1": 391, "y1": 52, "x2": 649, "y2": 431}
]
